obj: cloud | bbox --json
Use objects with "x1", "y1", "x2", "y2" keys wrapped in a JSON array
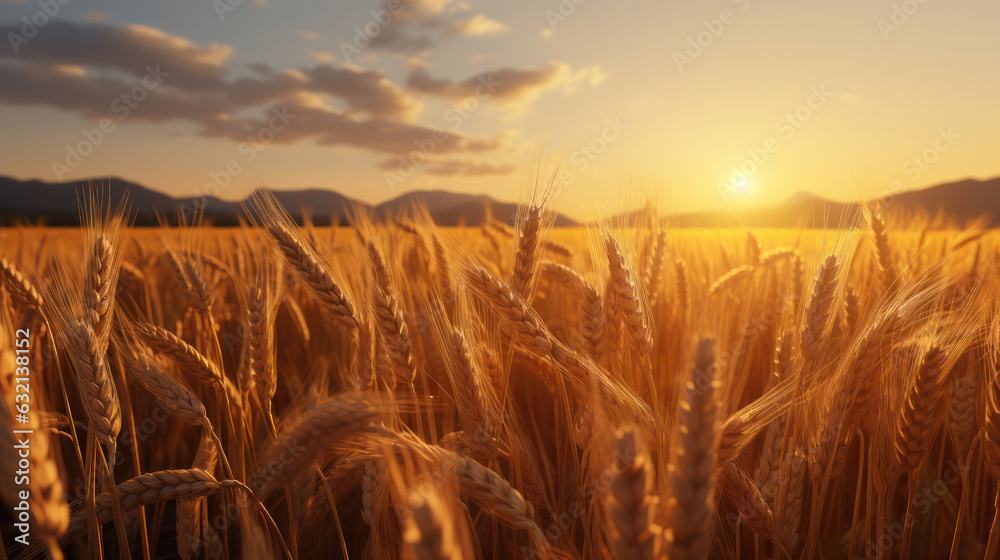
[
  {"x1": 0, "y1": 61, "x2": 230, "y2": 124},
  {"x1": 376, "y1": 155, "x2": 516, "y2": 176},
  {"x1": 407, "y1": 62, "x2": 569, "y2": 102},
  {"x1": 447, "y1": 14, "x2": 508, "y2": 36},
  {"x1": 367, "y1": 25, "x2": 435, "y2": 55},
  {"x1": 565, "y1": 65, "x2": 608, "y2": 91},
  {"x1": 361, "y1": 0, "x2": 501, "y2": 54},
  {"x1": 203, "y1": 103, "x2": 506, "y2": 155},
  {"x1": 82, "y1": 12, "x2": 111, "y2": 23},
  {"x1": 392, "y1": 0, "x2": 458, "y2": 22},
  {"x1": 404, "y1": 57, "x2": 430, "y2": 70},
  {"x1": 300, "y1": 31, "x2": 319, "y2": 40},
  {"x1": 298, "y1": 65, "x2": 421, "y2": 119},
  {"x1": 0, "y1": 22, "x2": 232, "y2": 89},
  {"x1": 422, "y1": 158, "x2": 516, "y2": 176},
  {"x1": 0, "y1": 21, "x2": 518, "y2": 160},
  {"x1": 306, "y1": 51, "x2": 336, "y2": 63}
]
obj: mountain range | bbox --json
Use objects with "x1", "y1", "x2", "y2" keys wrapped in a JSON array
[
  {"x1": 0, "y1": 175, "x2": 997, "y2": 228},
  {"x1": 0, "y1": 176, "x2": 577, "y2": 227}
]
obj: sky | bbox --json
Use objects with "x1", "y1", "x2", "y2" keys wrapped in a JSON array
[{"x1": 0, "y1": 0, "x2": 998, "y2": 220}]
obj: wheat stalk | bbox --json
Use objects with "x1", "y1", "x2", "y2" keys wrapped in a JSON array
[{"x1": 176, "y1": 433, "x2": 218, "y2": 560}]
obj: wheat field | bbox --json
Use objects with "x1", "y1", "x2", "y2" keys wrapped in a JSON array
[{"x1": 1, "y1": 192, "x2": 998, "y2": 560}]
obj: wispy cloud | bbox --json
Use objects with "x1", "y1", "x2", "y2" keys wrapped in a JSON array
[
  {"x1": 447, "y1": 14, "x2": 508, "y2": 36},
  {"x1": 407, "y1": 62, "x2": 604, "y2": 107}
]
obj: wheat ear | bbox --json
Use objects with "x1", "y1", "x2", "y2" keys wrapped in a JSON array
[
  {"x1": 421, "y1": 444, "x2": 545, "y2": 543},
  {"x1": 133, "y1": 321, "x2": 222, "y2": 384},
  {"x1": 666, "y1": 338, "x2": 721, "y2": 560},
  {"x1": 869, "y1": 210, "x2": 897, "y2": 294},
  {"x1": 255, "y1": 393, "x2": 378, "y2": 499},
  {"x1": 947, "y1": 364, "x2": 978, "y2": 462},
  {"x1": 761, "y1": 247, "x2": 794, "y2": 266},
  {"x1": 709, "y1": 265, "x2": 754, "y2": 296},
  {"x1": 674, "y1": 258, "x2": 690, "y2": 324},
  {"x1": 267, "y1": 222, "x2": 359, "y2": 329},
  {"x1": 350, "y1": 322, "x2": 375, "y2": 391},
  {"x1": 643, "y1": 230, "x2": 667, "y2": 301},
  {"x1": 117, "y1": 341, "x2": 211, "y2": 429},
  {"x1": 721, "y1": 464, "x2": 775, "y2": 541},
  {"x1": 445, "y1": 328, "x2": 497, "y2": 459},
  {"x1": 540, "y1": 261, "x2": 605, "y2": 363},
  {"x1": 777, "y1": 449, "x2": 806, "y2": 556},
  {"x1": 368, "y1": 241, "x2": 417, "y2": 387},
  {"x1": 746, "y1": 232, "x2": 762, "y2": 266},
  {"x1": 543, "y1": 239, "x2": 573, "y2": 260},
  {"x1": 605, "y1": 235, "x2": 653, "y2": 365},
  {"x1": 606, "y1": 425, "x2": 661, "y2": 560},
  {"x1": 894, "y1": 345, "x2": 949, "y2": 478},
  {"x1": 462, "y1": 262, "x2": 552, "y2": 357},
  {"x1": 0, "y1": 256, "x2": 45, "y2": 309},
  {"x1": 800, "y1": 254, "x2": 839, "y2": 367},
  {"x1": 509, "y1": 205, "x2": 543, "y2": 299}
]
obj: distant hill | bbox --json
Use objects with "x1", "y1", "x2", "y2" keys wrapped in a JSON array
[
  {"x1": 666, "y1": 177, "x2": 1000, "y2": 228},
  {"x1": 0, "y1": 176, "x2": 577, "y2": 227},
  {"x1": 0, "y1": 175, "x2": 996, "y2": 228}
]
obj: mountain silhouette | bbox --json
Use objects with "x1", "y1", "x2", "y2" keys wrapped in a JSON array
[
  {"x1": 0, "y1": 176, "x2": 576, "y2": 227},
  {"x1": 0, "y1": 175, "x2": 996, "y2": 228},
  {"x1": 666, "y1": 177, "x2": 1000, "y2": 228}
]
